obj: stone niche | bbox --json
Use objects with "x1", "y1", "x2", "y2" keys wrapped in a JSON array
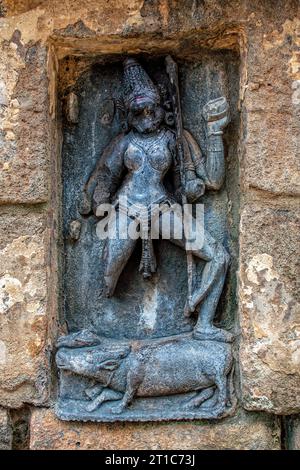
[{"x1": 55, "y1": 42, "x2": 241, "y2": 422}]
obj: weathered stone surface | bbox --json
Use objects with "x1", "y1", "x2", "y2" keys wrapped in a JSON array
[
  {"x1": 285, "y1": 415, "x2": 300, "y2": 450},
  {"x1": 0, "y1": 207, "x2": 51, "y2": 407},
  {"x1": 0, "y1": 408, "x2": 12, "y2": 450},
  {"x1": 239, "y1": 203, "x2": 300, "y2": 414},
  {"x1": 0, "y1": 39, "x2": 50, "y2": 204},
  {"x1": 29, "y1": 408, "x2": 280, "y2": 450},
  {"x1": 243, "y1": 20, "x2": 300, "y2": 196}
]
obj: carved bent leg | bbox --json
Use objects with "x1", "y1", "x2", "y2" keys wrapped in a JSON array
[
  {"x1": 163, "y1": 210, "x2": 232, "y2": 342},
  {"x1": 85, "y1": 383, "x2": 103, "y2": 400},
  {"x1": 192, "y1": 242, "x2": 232, "y2": 342},
  {"x1": 212, "y1": 373, "x2": 227, "y2": 416},
  {"x1": 112, "y1": 355, "x2": 144, "y2": 414},
  {"x1": 86, "y1": 388, "x2": 123, "y2": 412},
  {"x1": 183, "y1": 386, "x2": 216, "y2": 409},
  {"x1": 103, "y1": 213, "x2": 137, "y2": 297}
]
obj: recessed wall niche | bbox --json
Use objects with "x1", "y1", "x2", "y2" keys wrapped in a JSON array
[{"x1": 56, "y1": 47, "x2": 240, "y2": 422}]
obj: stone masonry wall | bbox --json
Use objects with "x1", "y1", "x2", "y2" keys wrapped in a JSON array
[{"x1": 0, "y1": 0, "x2": 299, "y2": 449}]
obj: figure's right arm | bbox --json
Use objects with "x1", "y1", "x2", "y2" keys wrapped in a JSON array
[{"x1": 79, "y1": 133, "x2": 128, "y2": 215}]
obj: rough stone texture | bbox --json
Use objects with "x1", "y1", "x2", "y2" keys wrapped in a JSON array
[
  {"x1": 0, "y1": 39, "x2": 50, "y2": 203},
  {"x1": 236, "y1": 2, "x2": 300, "y2": 415},
  {"x1": 29, "y1": 408, "x2": 281, "y2": 450},
  {"x1": 243, "y1": 19, "x2": 300, "y2": 196},
  {"x1": 285, "y1": 415, "x2": 300, "y2": 450},
  {"x1": 0, "y1": 207, "x2": 51, "y2": 407},
  {"x1": 0, "y1": 407, "x2": 12, "y2": 450},
  {"x1": 239, "y1": 203, "x2": 300, "y2": 414}
]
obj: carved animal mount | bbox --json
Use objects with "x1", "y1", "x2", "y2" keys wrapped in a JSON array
[{"x1": 56, "y1": 331, "x2": 235, "y2": 418}]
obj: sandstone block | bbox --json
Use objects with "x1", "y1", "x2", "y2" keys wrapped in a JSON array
[
  {"x1": 243, "y1": 22, "x2": 300, "y2": 196},
  {"x1": 243, "y1": 110, "x2": 300, "y2": 196},
  {"x1": 0, "y1": 40, "x2": 49, "y2": 204},
  {"x1": 0, "y1": 207, "x2": 51, "y2": 407},
  {"x1": 239, "y1": 203, "x2": 300, "y2": 414},
  {"x1": 29, "y1": 408, "x2": 280, "y2": 450}
]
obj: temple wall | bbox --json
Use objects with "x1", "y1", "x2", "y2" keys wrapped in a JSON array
[{"x1": 0, "y1": 0, "x2": 299, "y2": 449}]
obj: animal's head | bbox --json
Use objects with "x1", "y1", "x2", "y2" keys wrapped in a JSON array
[
  {"x1": 56, "y1": 329, "x2": 101, "y2": 349},
  {"x1": 56, "y1": 342, "x2": 130, "y2": 382}
]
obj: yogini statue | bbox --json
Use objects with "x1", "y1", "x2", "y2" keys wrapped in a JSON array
[{"x1": 79, "y1": 57, "x2": 232, "y2": 343}]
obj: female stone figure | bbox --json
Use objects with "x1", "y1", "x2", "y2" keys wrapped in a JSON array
[{"x1": 79, "y1": 58, "x2": 231, "y2": 343}]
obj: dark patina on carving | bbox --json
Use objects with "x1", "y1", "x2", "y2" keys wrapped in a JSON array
[{"x1": 56, "y1": 56, "x2": 236, "y2": 422}]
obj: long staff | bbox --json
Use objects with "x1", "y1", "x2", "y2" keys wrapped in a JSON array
[{"x1": 165, "y1": 55, "x2": 193, "y2": 315}]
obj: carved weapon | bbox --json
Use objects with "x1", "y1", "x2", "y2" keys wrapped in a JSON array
[{"x1": 165, "y1": 55, "x2": 194, "y2": 315}]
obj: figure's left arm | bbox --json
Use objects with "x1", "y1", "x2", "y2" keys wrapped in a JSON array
[
  {"x1": 184, "y1": 97, "x2": 230, "y2": 194},
  {"x1": 201, "y1": 97, "x2": 230, "y2": 190},
  {"x1": 168, "y1": 130, "x2": 205, "y2": 203}
]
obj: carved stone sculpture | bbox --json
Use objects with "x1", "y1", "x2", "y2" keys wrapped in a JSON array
[{"x1": 56, "y1": 56, "x2": 235, "y2": 422}]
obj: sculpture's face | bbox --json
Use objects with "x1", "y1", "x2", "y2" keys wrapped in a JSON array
[{"x1": 129, "y1": 100, "x2": 164, "y2": 134}]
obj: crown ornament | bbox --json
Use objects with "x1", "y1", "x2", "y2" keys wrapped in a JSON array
[{"x1": 123, "y1": 58, "x2": 160, "y2": 109}]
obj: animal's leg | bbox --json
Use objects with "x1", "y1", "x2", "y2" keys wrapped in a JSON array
[
  {"x1": 112, "y1": 358, "x2": 144, "y2": 414},
  {"x1": 103, "y1": 214, "x2": 137, "y2": 297},
  {"x1": 183, "y1": 386, "x2": 215, "y2": 409},
  {"x1": 213, "y1": 374, "x2": 227, "y2": 415},
  {"x1": 85, "y1": 383, "x2": 104, "y2": 400},
  {"x1": 86, "y1": 389, "x2": 123, "y2": 412}
]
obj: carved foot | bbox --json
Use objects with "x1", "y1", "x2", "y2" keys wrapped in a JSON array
[
  {"x1": 86, "y1": 389, "x2": 123, "y2": 412},
  {"x1": 209, "y1": 403, "x2": 227, "y2": 419},
  {"x1": 111, "y1": 402, "x2": 126, "y2": 415},
  {"x1": 193, "y1": 326, "x2": 234, "y2": 343},
  {"x1": 86, "y1": 399, "x2": 102, "y2": 412},
  {"x1": 183, "y1": 387, "x2": 215, "y2": 409},
  {"x1": 184, "y1": 298, "x2": 196, "y2": 317}
]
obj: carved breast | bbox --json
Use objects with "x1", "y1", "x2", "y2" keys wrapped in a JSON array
[
  {"x1": 124, "y1": 144, "x2": 144, "y2": 171},
  {"x1": 148, "y1": 145, "x2": 171, "y2": 173},
  {"x1": 124, "y1": 130, "x2": 172, "y2": 176}
]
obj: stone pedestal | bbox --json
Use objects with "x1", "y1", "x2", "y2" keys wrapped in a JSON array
[{"x1": 29, "y1": 408, "x2": 280, "y2": 450}]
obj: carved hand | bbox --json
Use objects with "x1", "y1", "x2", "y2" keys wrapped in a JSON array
[
  {"x1": 202, "y1": 97, "x2": 230, "y2": 135},
  {"x1": 185, "y1": 179, "x2": 205, "y2": 202}
]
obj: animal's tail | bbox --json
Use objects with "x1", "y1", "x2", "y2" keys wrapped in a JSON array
[{"x1": 227, "y1": 362, "x2": 236, "y2": 409}]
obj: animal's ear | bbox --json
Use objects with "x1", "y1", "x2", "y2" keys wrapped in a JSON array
[
  {"x1": 99, "y1": 360, "x2": 120, "y2": 371},
  {"x1": 56, "y1": 329, "x2": 100, "y2": 348}
]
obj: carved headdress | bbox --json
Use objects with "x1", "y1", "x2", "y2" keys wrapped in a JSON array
[{"x1": 123, "y1": 58, "x2": 160, "y2": 110}]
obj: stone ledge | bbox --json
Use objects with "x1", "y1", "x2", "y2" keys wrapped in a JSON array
[{"x1": 29, "y1": 408, "x2": 281, "y2": 450}]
